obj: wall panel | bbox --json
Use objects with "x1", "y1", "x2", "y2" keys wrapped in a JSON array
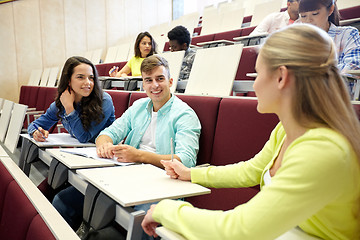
[
  {"x1": 106, "y1": 0, "x2": 126, "y2": 48},
  {"x1": 0, "y1": 3, "x2": 18, "y2": 101},
  {"x1": 39, "y1": 0, "x2": 66, "y2": 67},
  {"x1": 124, "y1": 0, "x2": 142, "y2": 37},
  {"x1": 86, "y1": 0, "x2": 106, "y2": 54},
  {"x1": 64, "y1": 0, "x2": 87, "y2": 58},
  {"x1": 13, "y1": 0, "x2": 42, "y2": 91}
]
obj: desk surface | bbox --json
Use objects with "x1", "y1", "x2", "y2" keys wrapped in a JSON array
[
  {"x1": 99, "y1": 76, "x2": 142, "y2": 81},
  {"x1": 233, "y1": 33, "x2": 268, "y2": 41},
  {"x1": 77, "y1": 164, "x2": 211, "y2": 207},
  {"x1": 21, "y1": 133, "x2": 95, "y2": 148},
  {"x1": 197, "y1": 39, "x2": 235, "y2": 46},
  {"x1": 46, "y1": 149, "x2": 116, "y2": 169},
  {"x1": 0, "y1": 145, "x2": 8, "y2": 157}
]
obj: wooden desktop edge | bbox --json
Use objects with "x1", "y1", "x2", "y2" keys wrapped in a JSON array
[{"x1": 197, "y1": 39, "x2": 236, "y2": 46}]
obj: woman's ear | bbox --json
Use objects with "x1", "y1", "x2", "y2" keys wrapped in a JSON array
[{"x1": 277, "y1": 66, "x2": 289, "y2": 90}]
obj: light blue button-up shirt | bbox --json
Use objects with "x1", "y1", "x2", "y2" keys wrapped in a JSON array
[{"x1": 98, "y1": 95, "x2": 201, "y2": 168}]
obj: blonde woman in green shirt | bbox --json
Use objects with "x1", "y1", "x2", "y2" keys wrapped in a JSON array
[
  {"x1": 109, "y1": 31, "x2": 157, "y2": 77},
  {"x1": 141, "y1": 24, "x2": 360, "y2": 240}
]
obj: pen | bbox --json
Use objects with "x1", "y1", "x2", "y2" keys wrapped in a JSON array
[
  {"x1": 33, "y1": 123, "x2": 46, "y2": 139},
  {"x1": 109, "y1": 66, "x2": 117, "y2": 75},
  {"x1": 170, "y1": 138, "x2": 174, "y2": 162}
]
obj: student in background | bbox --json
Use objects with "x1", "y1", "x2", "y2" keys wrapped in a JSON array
[
  {"x1": 299, "y1": 0, "x2": 360, "y2": 72},
  {"x1": 167, "y1": 25, "x2": 196, "y2": 81},
  {"x1": 28, "y1": 56, "x2": 115, "y2": 143},
  {"x1": 142, "y1": 24, "x2": 360, "y2": 240},
  {"x1": 57, "y1": 55, "x2": 201, "y2": 239},
  {"x1": 250, "y1": 0, "x2": 300, "y2": 36},
  {"x1": 109, "y1": 32, "x2": 157, "y2": 77}
]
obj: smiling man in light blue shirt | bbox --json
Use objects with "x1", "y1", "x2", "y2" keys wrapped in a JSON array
[{"x1": 96, "y1": 55, "x2": 201, "y2": 168}]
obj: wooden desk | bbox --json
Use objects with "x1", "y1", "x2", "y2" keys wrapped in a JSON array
[
  {"x1": 77, "y1": 164, "x2": 210, "y2": 207},
  {"x1": 19, "y1": 133, "x2": 95, "y2": 176},
  {"x1": 197, "y1": 39, "x2": 235, "y2": 48},
  {"x1": 176, "y1": 80, "x2": 255, "y2": 94},
  {"x1": 46, "y1": 149, "x2": 116, "y2": 169},
  {"x1": 233, "y1": 33, "x2": 268, "y2": 46},
  {"x1": 99, "y1": 76, "x2": 143, "y2": 90}
]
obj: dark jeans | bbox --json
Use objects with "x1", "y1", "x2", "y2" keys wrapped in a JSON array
[{"x1": 52, "y1": 186, "x2": 84, "y2": 230}]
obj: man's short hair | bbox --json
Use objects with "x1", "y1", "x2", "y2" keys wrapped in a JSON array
[
  {"x1": 141, "y1": 55, "x2": 170, "y2": 79},
  {"x1": 167, "y1": 25, "x2": 191, "y2": 48}
]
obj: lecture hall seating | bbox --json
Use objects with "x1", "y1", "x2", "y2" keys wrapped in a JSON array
[{"x1": 18, "y1": 86, "x2": 360, "y2": 213}]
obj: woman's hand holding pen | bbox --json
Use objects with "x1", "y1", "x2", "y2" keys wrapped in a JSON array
[
  {"x1": 161, "y1": 159, "x2": 191, "y2": 181},
  {"x1": 60, "y1": 87, "x2": 75, "y2": 114},
  {"x1": 109, "y1": 66, "x2": 119, "y2": 77},
  {"x1": 33, "y1": 126, "x2": 49, "y2": 142}
]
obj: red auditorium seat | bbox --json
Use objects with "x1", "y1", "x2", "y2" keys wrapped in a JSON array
[
  {"x1": 214, "y1": 29, "x2": 242, "y2": 41},
  {"x1": 242, "y1": 15, "x2": 252, "y2": 25},
  {"x1": 0, "y1": 181, "x2": 38, "y2": 239},
  {"x1": 241, "y1": 26, "x2": 256, "y2": 37},
  {"x1": 191, "y1": 34, "x2": 215, "y2": 46},
  {"x1": 177, "y1": 95, "x2": 221, "y2": 165},
  {"x1": 129, "y1": 92, "x2": 147, "y2": 106},
  {"x1": 95, "y1": 62, "x2": 127, "y2": 76},
  {"x1": 0, "y1": 162, "x2": 14, "y2": 218},
  {"x1": 235, "y1": 46, "x2": 258, "y2": 80},
  {"x1": 340, "y1": 5, "x2": 360, "y2": 20},
  {"x1": 26, "y1": 215, "x2": 55, "y2": 240},
  {"x1": 105, "y1": 90, "x2": 131, "y2": 118},
  {"x1": 187, "y1": 98, "x2": 279, "y2": 211}
]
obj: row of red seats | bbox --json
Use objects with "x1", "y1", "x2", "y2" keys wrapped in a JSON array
[{"x1": 18, "y1": 86, "x2": 360, "y2": 210}]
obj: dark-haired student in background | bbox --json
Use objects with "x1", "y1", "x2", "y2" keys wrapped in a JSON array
[
  {"x1": 167, "y1": 25, "x2": 196, "y2": 81},
  {"x1": 109, "y1": 31, "x2": 157, "y2": 77},
  {"x1": 299, "y1": 0, "x2": 360, "y2": 72}
]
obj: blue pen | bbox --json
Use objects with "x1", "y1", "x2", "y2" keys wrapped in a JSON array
[{"x1": 33, "y1": 123, "x2": 46, "y2": 139}]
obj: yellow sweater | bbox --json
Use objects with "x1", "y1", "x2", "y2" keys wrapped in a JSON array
[
  {"x1": 153, "y1": 123, "x2": 360, "y2": 240},
  {"x1": 126, "y1": 56, "x2": 144, "y2": 76}
]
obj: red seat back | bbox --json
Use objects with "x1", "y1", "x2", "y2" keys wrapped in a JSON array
[
  {"x1": 235, "y1": 46, "x2": 258, "y2": 80},
  {"x1": 105, "y1": 90, "x2": 131, "y2": 118},
  {"x1": 177, "y1": 95, "x2": 221, "y2": 165},
  {"x1": 129, "y1": 92, "x2": 148, "y2": 106},
  {"x1": 26, "y1": 214, "x2": 55, "y2": 240},
  {"x1": 0, "y1": 181, "x2": 38, "y2": 239}
]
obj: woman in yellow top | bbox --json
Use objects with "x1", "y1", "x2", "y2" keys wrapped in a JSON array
[
  {"x1": 141, "y1": 24, "x2": 360, "y2": 240},
  {"x1": 109, "y1": 31, "x2": 157, "y2": 77}
]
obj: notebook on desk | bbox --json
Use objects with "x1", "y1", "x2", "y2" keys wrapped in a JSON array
[
  {"x1": 60, "y1": 147, "x2": 132, "y2": 166},
  {"x1": 20, "y1": 133, "x2": 95, "y2": 148}
]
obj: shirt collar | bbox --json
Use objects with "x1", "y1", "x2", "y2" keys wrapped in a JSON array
[{"x1": 146, "y1": 94, "x2": 175, "y2": 115}]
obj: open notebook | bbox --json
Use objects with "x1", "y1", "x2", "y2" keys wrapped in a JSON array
[{"x1": 60, "y1": 147, "x2": 132, "y2": 166}]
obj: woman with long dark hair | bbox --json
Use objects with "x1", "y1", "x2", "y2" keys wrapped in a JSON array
[{"x1": 28, "y1": 56, "x2": 115, "y2": 143}]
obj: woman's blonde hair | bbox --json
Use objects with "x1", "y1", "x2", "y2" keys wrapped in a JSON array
[{"x1": 260, "y1": 24, "x2": 360, "y2": 160}]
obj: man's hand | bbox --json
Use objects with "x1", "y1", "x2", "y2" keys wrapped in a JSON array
[
  {"x1": 96, "y1": 142, "x2": 115, "y2": 159},
  {"x1": 112, "y1": 144, "x2": 140, "y2": 163}
]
